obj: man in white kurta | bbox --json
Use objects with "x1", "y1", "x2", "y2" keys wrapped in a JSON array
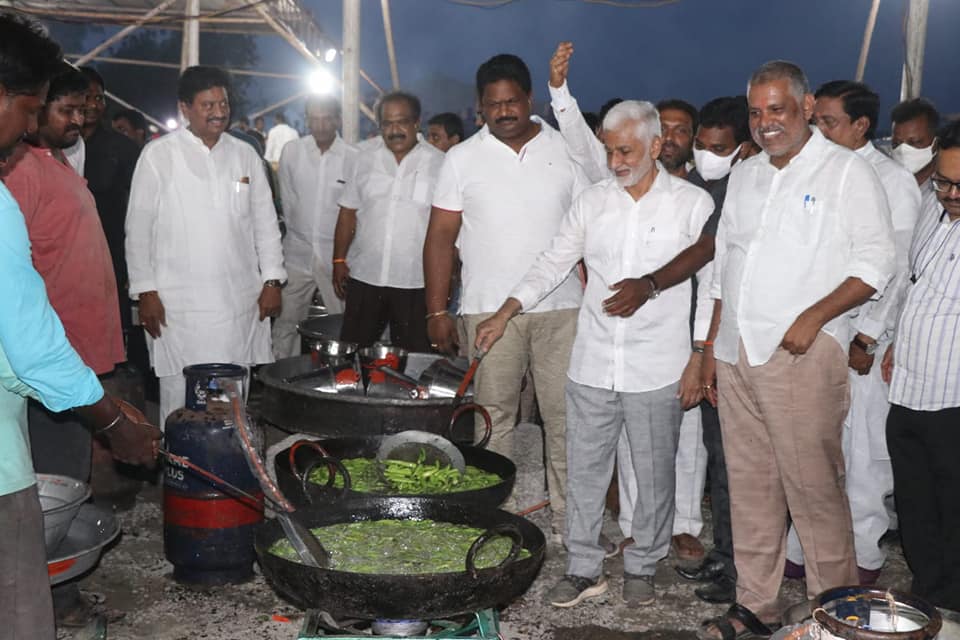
[
  {"x1": 272, "y1": 96, "x2": 356, "y2": 358},
  {"x1": 126, "y1": 66, "x2": 286, "y2": 425}
]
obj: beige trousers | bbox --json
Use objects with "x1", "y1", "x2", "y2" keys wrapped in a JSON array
[
  {"x1": 716, "y1": 333, "x2": 857, "y2": 619},
  {"x1": 464, "y1": 308, "x2": 577, "y2": 527}
]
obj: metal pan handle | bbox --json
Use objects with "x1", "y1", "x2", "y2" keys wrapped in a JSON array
[
  {"x1": 447, "y1": 403, "x2": 492, "y2": 449},
  {"x1": 288, "y1": 440, "x2": 331, "y2": 483},
  {"x1": 300, "y1": 456, "x2": 352, "y2": 504},
  {"x1": 465, "y1": 523, "x2": 523, "y2": 579}
]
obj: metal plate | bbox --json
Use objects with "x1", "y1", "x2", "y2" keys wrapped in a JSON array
[{"x1": 47, "y1": 504, "x2": 120, "y2": 585}]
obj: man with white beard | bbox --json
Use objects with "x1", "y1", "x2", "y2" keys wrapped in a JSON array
[{"x1": 476, "y1": 100, "x2": 713, "y2": 608}]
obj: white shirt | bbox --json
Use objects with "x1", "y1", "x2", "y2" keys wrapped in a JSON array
[
  {"x1": 548, "y1": 81, "x2": 609, "y2": 183},
  {"x1": 850, "y1": 141, "x2": 922, "y2": 343},
  {"x1": 712, "y1": 128, "x2": 895, "y2": 366},
  {"x1": 432, "y1": 117, "x2": 590, "y2": 315},
  {"x1": 511, "y1": 168, "x2": 713, "y2": 392},
  {"x1": 278, "y1": 135, "x2": 356, "y2": 268},
  {"x1": 339, "y1": 141, "x2": 444, "y2": 289},
  {"x1": 125, "y1": 128, "x2": 286, "y2": 377},
  {"x1": 889, "y1": 196, "x2": 960, "y2": 411},
  {"x1": 62, "y1": 137, "x2": 85, "y2": 176},
  {"x1": 264, "y1": 123, "x2": 300, "y2": 163}
]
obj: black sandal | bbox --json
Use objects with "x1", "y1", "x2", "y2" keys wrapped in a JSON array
[{"x1": 698, "y1": 603, "x2": 779, "y2": 640}]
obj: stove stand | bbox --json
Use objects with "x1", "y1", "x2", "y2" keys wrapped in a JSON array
[{"x1": 297, "y1": 609, "x2": 500, "y2": 639}]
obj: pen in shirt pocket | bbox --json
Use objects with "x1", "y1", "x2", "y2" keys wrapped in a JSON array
[
  {"x1": 236, "y1": 176, "x2": 250, "y2": 192},
  {"x1": 803, "y1": 194, "x2": 817, "y2": 211}
]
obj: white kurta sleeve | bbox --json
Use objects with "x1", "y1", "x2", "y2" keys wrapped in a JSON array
[
  {"x1": 277, "y1": 143, "x2": 298, "y2": 223},
  {"x1": 509, "y1": 193, "x2": 587, "y2": 311},
  {"x1": 853, "y1": 172, "x2": 921, "y2": 341},
  {"x1": 248, "y1": 151, "x2": 286, "y2": 282},
  {"x1": 840, "y1": 157, "x2": 895, "y2": 294},
  {"x1": 125, "y1": 150, "x2": 161, "y2": 297},
  {"x1": 689, "y1": 191, "x2": 716, "y2": 341},
  {"x1": 548, "y1": 81, "x2": 608, "y2": 183}
]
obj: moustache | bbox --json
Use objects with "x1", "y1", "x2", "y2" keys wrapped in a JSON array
[
  {"x1": 757, "y1": 125, "x2": 785, "y2": 135},
  {"x1": 387, "y1": 133, "x2": 407, "y2": 141},
  {"x1": 207, "y1": 117, "x2": 226, "y2": 125},
  {"x1": 495, "y1": 116, "x2": 518, "y2": 125},
  {"x1": 65, "y1": 125, "x2": 81, "y2": 134}
]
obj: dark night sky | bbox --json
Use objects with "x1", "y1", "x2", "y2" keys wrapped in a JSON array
[{"x1": 46, "y1": 0, "x2": 960, "y2": 133}]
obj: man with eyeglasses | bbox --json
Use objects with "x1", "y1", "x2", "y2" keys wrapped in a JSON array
[
  {"x1": 332, "y1": 91, "x2": 442, "y2": 351},
  {"x1": 424, "y1": 54, "x2": 589, "y2": 538},
  {"x1": 883, "y1": 119, "x2": 960, "y2": 613}
]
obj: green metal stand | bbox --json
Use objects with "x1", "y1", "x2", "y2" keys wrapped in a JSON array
[{"x1": 297, "y1": 609, "x2": 500, "y2": 639}]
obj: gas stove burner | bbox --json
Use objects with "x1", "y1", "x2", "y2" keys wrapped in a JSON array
[
  {"x1": 370, "y1": 619, "x2": 428, "y2": 636},
  {"x1": 297, "y1": 609, "x2": 500, "y2": 639}
]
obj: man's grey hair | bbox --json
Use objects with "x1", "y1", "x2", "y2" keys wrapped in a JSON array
[
  {"x1": 748, "y1": 60, "x2": 810, "y2": 102},
  {"x1": 602, "y1": 100, "x2": 660, "y2": 144}
]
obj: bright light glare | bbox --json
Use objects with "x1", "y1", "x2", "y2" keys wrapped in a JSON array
[
  {"x1": 165, "y1": 118, "x2": 179, "y2": 130},
  {"x1": 308, "y1": 69, "x2": 335, "y2": 95},
  {"x1": 324, "y1": 48, "x2": 337, "y2": 63}
]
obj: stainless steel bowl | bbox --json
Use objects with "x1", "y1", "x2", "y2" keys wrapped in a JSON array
[
  {"x1": 38, "y1": 474, "x2": 91, "y2": 554},
  {"x1": 47, "y1": 503, "x2": 120, "y2": 585}
]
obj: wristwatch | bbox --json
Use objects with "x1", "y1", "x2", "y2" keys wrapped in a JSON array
[
  {"x1": 264, "y1": 279, "x2": 286, "y2": 289},
  {"x1": 852, "y1": 335, "x2": 878, "y2": 355},
  {"x1": 641, "y1": 274, "x2": 660, "y2": 300}
]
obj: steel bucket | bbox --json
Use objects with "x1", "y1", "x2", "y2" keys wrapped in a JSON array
[
  {"x1": 418, "y1": 358, "x2": 472, "y2": 399},
  {"x1": 38, "y1": 474, "x2": 92, "y2": 554}
]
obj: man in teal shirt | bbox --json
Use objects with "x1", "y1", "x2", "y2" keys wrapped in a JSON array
[{"x1": 0, "y1": 14, "x2": 160, "y2": 639}]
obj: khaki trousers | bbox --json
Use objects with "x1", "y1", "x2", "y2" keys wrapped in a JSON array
[
  {"x1": 464, "y1": 308, "x2": 577, "y2": 528},
  {"x1": 716, "y1": 333, "x2": 857, "y2": 619}
]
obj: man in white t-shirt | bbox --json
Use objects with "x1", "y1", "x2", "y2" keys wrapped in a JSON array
[{"x1": 424, "y1": 54, "x2": 588, "y2": 536}]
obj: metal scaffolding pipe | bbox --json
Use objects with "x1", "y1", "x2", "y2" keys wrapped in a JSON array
[
  {"x1": 65, "y1": 54, "x2": 302, "y2": 79},
  {"x1": 248, "y1": 90, "x2": 312, "y2": 120},
  {"x1": 381, "y1": 0, "x2": 400, "y2": 90},
  {"x1": 180, "y1": 0, "x2": 200, "y2": 71},
  {"x1": 855, "y1": 0, "x2": 881, "y2": 81},
  {"x1": 342, "y1": 0, "x2": 361, "y2": 143},
  {"x1": 72, "y1": 0, "x2": 180, "y2": 67},
  {"x1": 900, "y1": 0, "x2": 930, "y2": 101}
]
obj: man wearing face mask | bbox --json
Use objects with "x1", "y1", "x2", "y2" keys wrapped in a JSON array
[
  {"x1": 891, "y1": 98, "x2": 940, "y2": 196},
  {"x1": 782, "y1": 80, "x2": 922, "y2": 584},
  {"x1": 332, "y1": 91, "x2": 442, "y2": 351},
  {"x1": 272, "y1": 95, "x2": 356, "y2": 358},
  {"x1": 475, "y1": 100, "x2": 714, "y2": 608},
  {"x1": 126, "y1": 66, "x2": 286, "y2": 426},
  {"x1": 2, "y1": 64, "x2": 124, "y2": 483}
]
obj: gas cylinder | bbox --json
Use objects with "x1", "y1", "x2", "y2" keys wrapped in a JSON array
[{"x1": 163, "y1": 364, "x2": 264, "y2": 585}]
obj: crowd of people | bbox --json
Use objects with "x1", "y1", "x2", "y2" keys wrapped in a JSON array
[{"x1": 0, "y1": 10, "x2": 958, "y2": 640}]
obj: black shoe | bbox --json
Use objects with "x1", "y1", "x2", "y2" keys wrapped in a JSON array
[
  {"x1": 675, "y1": 557, "x2": 726, "y2": 582},
  {"x1": 695, "y1": 575, "x2": 736, "y2": 604}
]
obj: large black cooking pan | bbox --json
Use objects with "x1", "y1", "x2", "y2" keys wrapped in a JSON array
[
  {"x1": 275, "y1": 436, "x2": 516, "y2": 510},
  {"x1": 254, "y1": 497, "x2": 545, "y2": 620}
]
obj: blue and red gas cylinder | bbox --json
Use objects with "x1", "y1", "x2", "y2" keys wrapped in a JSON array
[{"x1": 163, "y1": 364, "x2": 264, "y2": 585}]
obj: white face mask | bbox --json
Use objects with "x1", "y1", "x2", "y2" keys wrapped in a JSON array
[
  {"x1": 693, "y1": 144, "x2": 741, "y2": 181},
  {"x1": 891, "y1": 141, "x2": 935, "y2": 174}
]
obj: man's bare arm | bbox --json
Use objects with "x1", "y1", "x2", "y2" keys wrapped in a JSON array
[{"x1": 423, "y1": 206, "x2": 463, "y2": 354}]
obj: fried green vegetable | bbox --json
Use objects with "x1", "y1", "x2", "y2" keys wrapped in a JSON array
[
  {"x1": 307, "y1": 453, "x2": 501, "y2": 495},
  {"x1": 268, "y1": 519, "x2": 530, "y2": 574}
]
